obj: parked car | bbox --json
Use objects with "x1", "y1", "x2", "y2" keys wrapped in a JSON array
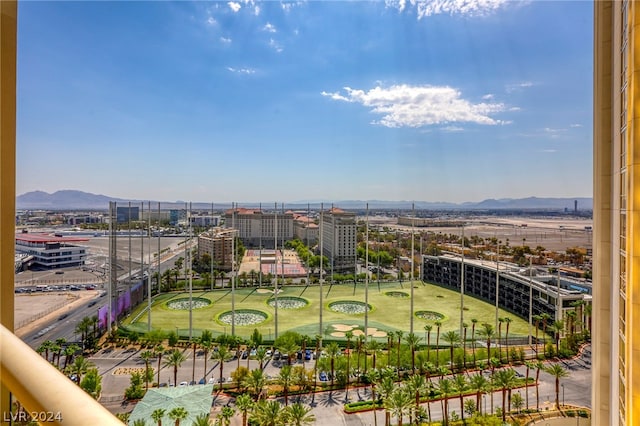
[{"x1": 319, "y1": 372, "x2": 328, "y2": 382}]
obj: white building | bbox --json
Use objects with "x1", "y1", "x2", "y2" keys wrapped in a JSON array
[
  {"x1": 224, "y1": 208, "x2": 293, "y2": 248},
  {"x1": 322, "y1": 207, "x2": 356, "y2": 272},
  {"x1": 15, "y1": 233, "x2": 88, "y2": 269}
]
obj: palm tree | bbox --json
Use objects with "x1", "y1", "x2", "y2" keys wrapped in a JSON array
[
  {"x1": 154, "y1": 345, "x2": 166, "y2": 386},
  {"x1": 468, "y1": 372, "x2": 490, "y2": 416},
  {"x1": 164, "y1": 349, "x2": 187, "y2": 387},
  {"x1": 385, "y1": 386, "x2": 414, "y2": 426},
  {"x1": 470, "y1": 318, "x2": 478, "y2": 367},
  {"x1": 367, "y1": 340, "x2": 382, "y2": 369},
  {"x1": 540, "y1": 312, "x2": 552, "y2": 354},
  {"x1": 532, "y1": 314, "x2": 542, "y2": 355},
  {"x1": 404, "y1": 332, "x2": 421, "y2": 374},
  {"x1": 67, "y1": 356, "x2": 93, "y2": 384},
  {"x1": 551, "y1": 320, "x2": 564, "y2": 357},
  {"x1": 478, "y1": 323, "x2": 495, "y2": 362},
  {"x1": 461, "y1": 322, "x2": 468, "y2": 369},
  {"x1": 376, "y1": 375, "x2": 396, "y2": 426},
  {"x1": 441, "y1": 330, "x2": 461, "y2": 371},
  {"x1": 434, "y1": 321, "x2": 442, "y2": 367},
  {"x1": 423, "y1": 325, "x2": 433, "y2": 362},
  {"x1": 62, "y1": 344, "x2": 80, "y2": 370},
  {"x1": 503, "y1": 317, "x2": 512, "y2": 363},
  {"x1": 406, "y1": 374, "x2": 428, "y2": 425},
  {"x1": 243, "y1": 368, "x2": 267, "y2": 400},
  {"x1": 497, "y1": 318, "x2": 504, "y2": 362},
  {"x1": 452, "y1": 373, "x2": 468, "y2": 422},
  {"x1": 217, "y1": 406, "x2": 235, "y2": 426},
  {"x1": 151, "y1": 408, "x2": 166, "y2": 426},
  {"x1": 191, "y1": 413, "x2": 211, "y2": 426},
  {"x1": 40, "y1": 340, "x2": 53, "y2": 363},
  {"x1": 493, "y1": 368, "x2": 517, "y2": 422},
  {"x1": 167, "y1": 406, "x2": 188, "y2": 426},
  {"x1": 235, "y1": 393, "x2": 254, "y2": 426},
  {"x1": 544, "y1": 363, "x2": 569, "y2": 410},
  {"x1": 326, "y1": 342, "x2": 342, "y2": 389},
  {"x1": 345, "y1": 330, "x2": 353, "y2": 396},
  {"x1": 284, "y1": 402, "x2": 316, "y2": 426},
  {"x1": 524, "y1": 360, "x2": 536, "y2": 410},
  {"x1": 534, "y1": 360, "x2": 544, "y2": 411},
  {"x1": 278, "y1": 365, "x2": 294, "y2": 405},
  {"x1": 255, "y1": 347, "x2": 268, "y2": 370},
  {"x1": 250, "y1": 400, "x2": 285, "y2": 426},
  {"x1": 356, "y1": 335, "x2": 365, "y2": 373},
  {"x1": 438, "y1": 377, "x2": 453, "y2": 426},
  {"x1": 212, "y1": 345, "x2": 233, "y2": 391},
  {"x1": 394, "y1": 330, "x2": 404, "y2": 372}
]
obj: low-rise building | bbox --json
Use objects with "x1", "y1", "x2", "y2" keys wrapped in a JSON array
[
  {"x1": 197, "y1": 227, "x2": 234, "y2": 271},
  {"x1": 15, "y1": 233, "x2": 88, "y2": 269}
]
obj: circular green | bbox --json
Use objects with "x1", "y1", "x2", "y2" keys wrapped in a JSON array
[
  {"x1": 267, "y1": 296, "x2": 309, "y2": 309},
  {"x1": 166, "y1": 297, "x2": 211, "y2": 310},
  {"x1": 415, "y1": 310, "x2": 445, "y2": 321},
  {"x1": 218, "y1": 309, "x2": 268, "y2": 326},
  {"x1": 328, "y1": 301, "x2": 372, "y2": 315}
]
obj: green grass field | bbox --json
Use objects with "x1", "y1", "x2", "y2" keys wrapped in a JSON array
[{"x1": 123, "y1": 281, "x2": 532, "y2": 341}]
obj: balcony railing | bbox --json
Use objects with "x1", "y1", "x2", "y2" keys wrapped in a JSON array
[{"x1": 0, "y1": 324, "x2": 122, "y2": 425}]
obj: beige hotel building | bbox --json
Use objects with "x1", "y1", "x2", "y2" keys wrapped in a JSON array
[{"x1": 594, "y1": 1, "x2": 640, "y2": 425}]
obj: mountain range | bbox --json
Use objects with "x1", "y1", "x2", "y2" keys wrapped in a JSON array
[{"x1": 16, "y1": 190, "x2": 594, "y2": 211}]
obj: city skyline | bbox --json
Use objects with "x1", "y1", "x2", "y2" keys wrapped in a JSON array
[{"x1": 17, "y1": 1, "x2": 593, "y2": 203}]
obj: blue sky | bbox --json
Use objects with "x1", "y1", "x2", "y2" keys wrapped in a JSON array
[{"x1": 17, "y1": 0, "x2": 593, "y2": 204}]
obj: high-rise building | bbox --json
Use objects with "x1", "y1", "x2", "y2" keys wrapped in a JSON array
[
  {"x1": 197, "y1": 228, "x2": 234, "y2": 271},
  {"x1": 321, "y1": 207, "x2": 356, "y2": 272},
  {"x1": 223, "y1": 207, "x2": 294, "y2": 248},
  {"x1": 593, "y1": 1, "x2": 637, "y2": 424}
]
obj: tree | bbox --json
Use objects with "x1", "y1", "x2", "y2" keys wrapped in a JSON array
[
  {"x1": 468, "y1": 373, "x2": 490, "y2": 416},
  {"x1": 250, "y1": 400, "x2": 285, "y2": 426},
  {"x1": 79, "y1": 368, "x2": 101, "y2": 399},
  {"x1": 164, "y1": 349, "x2": 187, "y2": 387},
  {"x1": 551, "y1": 320, "x2": 564, "y2": 356},
  {"x1": 154, "y1": 345, "x2": 166, "y2": 386},
  {"x1": 384, "y1": 386, "x2": 414, "y2": 426},
  {"x1": 424, "y1": 325, "x2": 433, "y2": 363},
  {"x1": 493, "y1": 368, "x2": 517, "y2": 422},
  {"x1": 124, "y1": 372, "x2": 146, "y2": 400},
  {"x1": 243, "y1": 368, "x2": 267, "y2": 400},
  {"x1": 151, "y1": 408, "x2": 166, "y2": 426},
  {"x1": 217, "y1": 406, "x2": 235, "y2": 426},
  {"x1": 326, "y1": 342, "x2": 342, "y2": 389},
  {"x1": 132, "y1": 419, "x2": 148, "y2": 426},
  {"x1": 503, "y1": 317, "x2": 512, "y2": 364},
  {"x1": 441, "y1": 331, "x2": 460, "y2": 370},
  {"x1": 452, "y1": 373, "x2": 468, "y2": 422},
  {"x1": 278, "y1": 365, "x2": 294, "y2": 406},
  {"x1": 376, "y1": 375, "x2": 396, "y2": 426},
  {"x1": 470, "y1": 318, "x2": 478, "y2": 367},
  {"x1": 511, "y1": 392, "x2": 524, "y2": 414},
  {"x1": 212, "y1": 345, "x2": 233, "y2": 391},
  {"x1": 438, "y1": 378, "x2": 454, "y2": 425},
  {"x1": 434, "y1": 321, "x2": 442, "y2": 367},
  {"x1": 67, "y1": 356, "x2": 93, "y2": 384},
  {"x1": 235, "y1": 393, "x2": 254, "y2": 426},
  {"x1": 140, "y1": 350, "x2": 155, "y2": 390},
  {"x1": 345, "y1": 330, "x2": 353, "y2": 397},
  {"x1": 404, "y1": 332, "x2": 422, "y2": 374},
  {"x1": 406, "y1": 374, "x2": 428, "y2": 425},
  {"x1": 534, "y1": 361, "x2": 544, "y2": 411},
  {"x1": 168, "y1": 406, "x2": 188, "y2": 426},
  {"x1": 524, "y1": 360, "x2": 536, "y2": 410},
  {"x1": 544, "y1": 363, "x2": 569, "y2": 410},
  {"x1": 62, "y1": 344, "x2": 80, "y2": 370},
  {"x1": 284, "y1": 402, "x2": 316, "y2": 426},
  {"x1": 477, "y1": 323, "x2": 495, "y2": 362},
  {"x1": 394, "y1": 330, "x2": 404, "y2": 372}
]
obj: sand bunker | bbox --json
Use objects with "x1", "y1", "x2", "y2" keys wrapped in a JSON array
[{"x1": 332, "y1": 324, "x2": 356, "y2": 332}]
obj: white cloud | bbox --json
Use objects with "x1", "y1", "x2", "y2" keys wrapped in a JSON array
[
  {"x1": 322, "y1": 84, "x2": 509, "y2": 128},
  {"x1": 482, "y1": 94, "x2": 494, "y2": 100},
  {"x1": 385, "y1": 0, "x2": 511, "y2": 18},
  {"x1": 269, "y1": 38, "x2": 283, "y2": 53},
  {"x1": 220, "y1": 36, "x2": 232, "y2": 44},
  {"x1": 541, "y1": 149, "x2": 557, "y2": 153},
  {"x1": 263, "y1": 23, "x2": 277, "y2": 33},
  {"x1": 281, "y1": 2, "x2": 303, "y2": 12},
  {"x1": 441, "y1": 126, "x2": 464, "y2": 132},
  {"x1": 228, "y1": 2, "x2": 241, "y2": 13},
  {"x1": 207, "y1": 16, "x2": 217, "y2": 26},
  {"x1": 254, "y1": 5, "x2": 261, "y2": 15},
  {"x1": 227, "y1": 67, "x2": 256, "y2": 75},
  {"x1": 570, "y1": 123, "x2": 582, "y2": 128},
  {"x1": 506, "y1": 81, "x2": 534, "y2": 93}
]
